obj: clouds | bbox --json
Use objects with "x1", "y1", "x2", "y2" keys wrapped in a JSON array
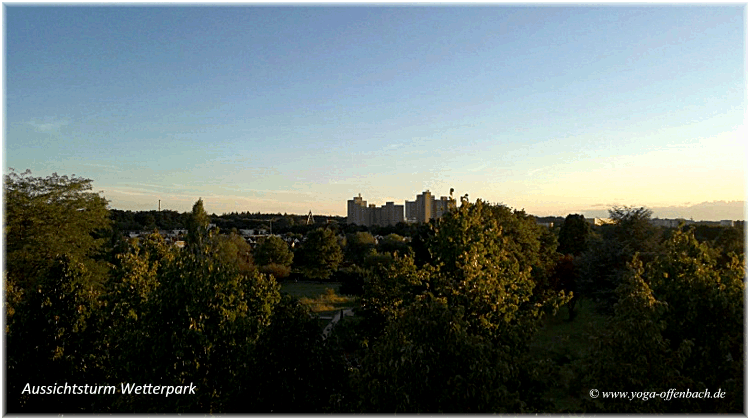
[
  {"x1": 25, "y1": 117, "x2": 70, "y2": 133},
  {"x1": 577, "y1": 200, "x2": 746, "y2": 221}
]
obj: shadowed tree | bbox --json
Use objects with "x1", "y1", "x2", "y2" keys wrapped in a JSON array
[
  {"x1": 578, "y1": 206, "x2": 664, "y2": 313},
  {"x1": 300, "y1": 228, "x2": 343, "y2": 281},
  {"x1": 581, "y1": 258, "x2": 693, "y2": 414},
  {"x1": 345, "y1": 231, "x2": 377, "y2": 265},
  {"x1": 186, "y1": 198, "x2": 211, "y2": 252},
  {"x1": 557, "y1": 214, "x2": 590, "y2": 257},
  {"x1": 254, "y1": 235, "x2": 294, "y2": 280}
]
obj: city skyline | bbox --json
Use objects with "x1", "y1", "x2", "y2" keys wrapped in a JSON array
[{"x1": 4, "y1": 6, "x2": 747, "y2": 220}]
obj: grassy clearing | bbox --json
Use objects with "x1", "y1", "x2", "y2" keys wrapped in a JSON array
[
  {"x1": 529, "y1": 299, "x2": 608, "y2": 412},
  {"x1": 280, "y1": 281, "x2": 343, "y2": 300},
  {"x1": 280, "y1": 281, "x2": 356, "y2": 317}
]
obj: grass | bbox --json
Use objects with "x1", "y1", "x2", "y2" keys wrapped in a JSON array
[
  {"x1": 280, "y1": 281, "x2": 356, "y2": 317},
  {"x1": 529, "y1": 299, "x2": 608, "y2": 413},
  {"x1": 280, "y1": 281, "x2": 343, "y2": 300}
]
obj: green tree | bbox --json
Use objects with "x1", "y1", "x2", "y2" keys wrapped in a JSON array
[
  {"x1": 213, "y1": 231, "x2": 256, "y2": 277},
  {"x1": 354, "y1": 200, "x2": 567, "y2": 412},
  {"x1": 581, "y1": 258, "x2": 693, "y2": 413},
  {"x1": 137, "y1": 249, "x2": 281, "y2": 412},
  {"x1": 4, "y1": 170, "x2": 113, "y2": 413},
  {"x1": 377, "y1": 233, "x2": 410, "y2": 255},
  {"x1": 427, "y1": 200, "x2": 564, "y2": 342},
  {"x1": 186, "y1": 198, "x2": 211, "y2": 251},
  {"x1": 578, "y1": 206, "x2": 663, "y2": 313},
  {"x1": 557, "y1": 214, "x2": 590, "y2": 256},
  {"x1": 254, "y1": 235, "x2": 294, "y2": 280},
  {"x1": 101, "y1": 233, "x2": 175, "y2": 404},
  {"x1": 547, "y1": 254, "x2": 579, "y2": 320},
  {"x1": 355, "y1": 295, "x2": 511, "y2": 413},
  {"x1": 580, "y1": 229, "x2": 744, "y2": 413},
  {"x1": 6, "y1": 254, "x2": 106, "y2": 413},
  {"x1": 300, "y1": 228, "x2": 343, "y2": 281},
  {"x1": 713, "y1": 225, "x2": 745, "y2": 266},
  {"x1": 4, "y1": 169, "x2": 111, "y2": 292},
  {"x1": 608, "y1": 206, "x2": 661, "y2": 255},
  {"x1": 344, "y1": 231, "x2": 377, "y2": 265},
  {"x1": 234, "y1": 294, "x2": 349, "y2": 412},
  {"x1": 646, "y1": 228, "x2": 745, "y2": 412},
  {"x1": 359, "y1": 254, "x2": 433, "y2": 340}
]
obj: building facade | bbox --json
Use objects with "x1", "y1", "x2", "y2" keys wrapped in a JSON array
[
  {"x1": 347, "y1": 194, "x2": 405, "y2": 227},
  {"x1": 350, "y1": 190, "x2": 455, "y2": 226},
  {"x1": 347, "y1": 194, "x2": 368, "y2": 226},
  {"x1": 406, "y1": 190, "x2": 456, "y2": 223}
]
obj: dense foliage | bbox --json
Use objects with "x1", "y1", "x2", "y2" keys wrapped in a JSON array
[{"x1": 4, "y1": 172, "x2": 745, "y2": 414}]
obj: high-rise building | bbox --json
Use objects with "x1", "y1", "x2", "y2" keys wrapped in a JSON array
[
  {"x1": 347, "y1": 194, "x2": 405, "y2": 227},
  {"x1": 415, "y1": 190, "x2": 433, "y2": 223},
  {"x1": 384, "y1": 202, "x2": 404, "y2": 226},
  {"x1": 347, "y1": 194, "x2": 368, "y2": 225},
  {"x1": 407, "y1": 191, "x2": 455, "y2": 223},
  {"x1": 348, "y1": 190, "x2": 453, "y2": 226},
  {"x1": 405, "y1": 200, "x2": 417, "y2": 223},
  {"x1": 434, "y1": 196, "x2": 453, "y2": 219}
]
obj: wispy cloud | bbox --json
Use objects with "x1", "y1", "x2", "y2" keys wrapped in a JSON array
[
  {"x1": 383, "y1": 143, "x2": 404, "y2": 151},
  {"x1": 81, "y1": 162, "x2": 121, "y2": 171},
  {"x1": 527, "y1": 166, "x2": 552, "y2": 177},
  {"x1": 466, "y1": 163, "x2": 489, "y2": 173},
  {"x1": 26, "y1": 117, "x2": 70, "y2": 133}
]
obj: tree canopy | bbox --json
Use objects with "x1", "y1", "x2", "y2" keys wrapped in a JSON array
[
  {"x1": 4, "y1": 169, "x2": 111, "y2": 291},
  {"x1": 300, "y1": 228, "x2": 344, "y2": 280}
]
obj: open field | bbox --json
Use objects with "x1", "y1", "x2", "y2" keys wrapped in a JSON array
[
  {"x1": 280, "y1": 281, "x2": 357, "y2": 318},
  {"x1": 280, "y1": 281, "x2": 343, "y2": 300}
]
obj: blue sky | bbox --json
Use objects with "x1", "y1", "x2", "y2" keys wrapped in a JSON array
[{"x1": 4, "y1": 5, "x2": 746, "y2": 219}]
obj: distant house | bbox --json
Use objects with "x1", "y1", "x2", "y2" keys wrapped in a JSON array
[
  {"x1": 585, "y1": 218, "x2": 614, "y2": 226},
  {"x1": 650, "y1": 218, "x2": 680, "y2": 228}
]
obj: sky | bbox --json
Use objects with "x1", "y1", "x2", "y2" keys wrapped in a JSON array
[{"x1": 3, "y1": 5, "x2": 747, "y2": 219}]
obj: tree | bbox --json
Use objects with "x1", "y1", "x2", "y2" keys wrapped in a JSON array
[
  {"x1": 547, "y1": 254, "x2": 579, "y2": 320},
  {"x1": 355, "y1": 295, "x2": 513, "y2": 413},
  {"x1": 557, "y1": 214, "x2": 590, "y2": 256},
  {"x1": 377, "y1": 233, "x2": 410, "y2": 255},
  {"x1": 353, "y1": 200, "x2": 567, "y2": 412},
  {"x1": 233, "y1": 294, "x2": 349, "y2": 413},
  {"x1": 578, "y1": 206, "x2": 663, "y2": 313},
  {"x1": 427, "y1": 200, "x2": 565, "y2": 342},
  {"x1": 713, "y1": 225, "x2": 745, "y2": 266},
  {"x1": 359, "y1": 254, "x2": 432, "y2": 340},
  {"x1": 580, "y1": 229, "x2": 745, "y2": 413},
  {"x1": 6, "y1": 254, "x2": 106, "y2": 413},
  {"x1": 213, "y1": 231, "x2": 256, "y2": 277},
  {"x1": 344, "y1": 231, "x2": 377, "y2": 265},
  {"x1": 300, "y1": 228, "x2": 343, "y2": 281},
  {"x1": 608, "y1": 206, "x2": 661, "y2": 256},
  {"x1": 134, "y1": 249, "x2": 281, "y2": 412},
  {"x1": 646, "y1": 228, "x2": 745, "y2": 412},
  {"x1": 581, "y1": 258, "x2": 693, "y2": 413},
  {"x1": 4, "y1": 169, "x2": 111, "y2": 292},
  {"x1": 254, "y1": 235, "x2": 294, "y2": 280},
  {"x1": 186, "y1": 198, "x2": 211, "y2": 251}
]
